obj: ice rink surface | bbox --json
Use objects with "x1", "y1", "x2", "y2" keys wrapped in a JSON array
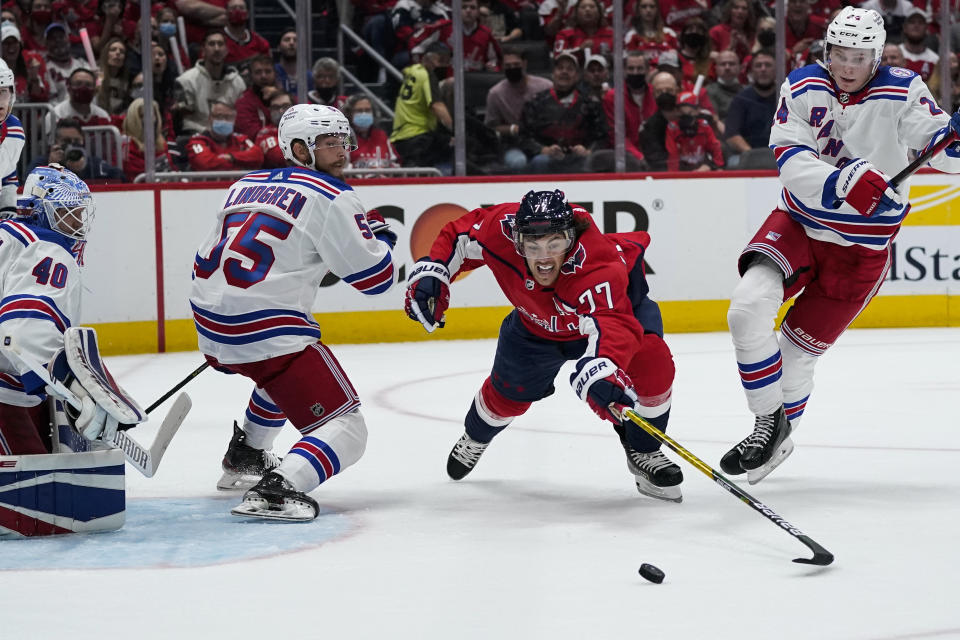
[{"x1": 1, "y1": 328, "x2": 958, "y2": 640}]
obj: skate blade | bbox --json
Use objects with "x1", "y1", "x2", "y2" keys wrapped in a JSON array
[
  {"x1": 634, "y1": 478, "x2": 683, "y2": 503},
  {"x1": 747, "y1": 437, "x2": 795, "y2": 485},
  {"x1": 230, "y1": 499, "x2": 316, "y2": 522},
  {"x1": 216, "y1": 470, "x2": 261, "y2": 491}
]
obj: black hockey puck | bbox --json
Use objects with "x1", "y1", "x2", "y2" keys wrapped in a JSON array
[{"x1": 639, "y1": 563, "x2": 665, "y2": 584}]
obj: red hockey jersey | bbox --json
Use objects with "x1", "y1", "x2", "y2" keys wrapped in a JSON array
[{"x1": 428, "y1": 203, "x2": 653, "y2": 364}]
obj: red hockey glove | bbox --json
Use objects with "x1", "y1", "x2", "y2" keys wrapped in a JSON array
[
  {"x1": 835, "y1": 159, "x2": 903, "y2": 218},
  {"x1": 404, "y1": 259, "x2": 451, "y2": 333},
  {"x1": 570, "y1": 357, "x2": 638, "y2": 424}
]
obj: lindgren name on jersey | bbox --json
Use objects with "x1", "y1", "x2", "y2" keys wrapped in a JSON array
[{"x1": 222, "y1": 184, "x2": 309, "y2": 217}]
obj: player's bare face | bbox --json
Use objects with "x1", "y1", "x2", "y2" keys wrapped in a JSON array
[
  {"x1": 522, "y1": 233, "x2": 571, "y2": 286},
  {"x1": 313, "y1": 136, "x2": 349, "y2": 178},
  {"x1": 0, "y1": 87, "x2": 11, "y2": 120},
  {"x1": 828, "y1": 45, "x2": 874, "y2": 93}
]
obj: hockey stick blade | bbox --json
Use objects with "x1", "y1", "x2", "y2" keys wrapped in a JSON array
[
  {"x1": 618, "y1": 407, "x2": 835, "y2": 567},
  {"x1": 0, "y1": 341, "x2": 191, "y2": 477}
]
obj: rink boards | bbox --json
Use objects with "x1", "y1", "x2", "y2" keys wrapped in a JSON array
[{"x1": 82, "y1": 172, "x2": 960, "y2": 354}]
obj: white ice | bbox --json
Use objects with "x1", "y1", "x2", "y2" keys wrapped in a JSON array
[{"x1": 2, "y1": 328, "x2": 958, "y2": 640}]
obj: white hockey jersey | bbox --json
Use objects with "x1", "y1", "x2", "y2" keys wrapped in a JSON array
[
  {"x1": 190, "y1": 167, "x2": 396, "y2": 364},
  {"x1": 0, "y1": 114, "x2": 24, "y2": 215},
  {"x1": 770, "y1": 63, "x2": 960, "y2": 250},
  {"x1": 0, "y1": 220, "x2": 82, "y2": 406}
]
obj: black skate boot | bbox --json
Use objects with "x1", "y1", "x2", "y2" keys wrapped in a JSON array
[
  {"x1": 722, "y1": 406, "x2": 793, "y2": 484},
  {"x1": 217, "y1": 422, "x2": 282, "y2": 491},
  {"x1": 625, "y1": 448, "x2": 683, "y2": 503},
  {"x1": 230, "y1": 472, "x2": 319, "y2": 521},
  {"x1": 446, "y1": 432, "x2": 490, "y2": 480}
]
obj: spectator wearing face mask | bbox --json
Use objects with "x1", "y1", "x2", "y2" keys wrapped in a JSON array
[
  {"x1": 234, "y1": 54, "x2": 278, "y2": 139},
  {"x1": 122, "y1": 97, "x2": 177, "y2": 181},
  {"x1": 186, "y1": 99, "x2": 263, "y2": 171},
  {"x1": 1, "y1": 22, "x2": 49, "y2": 102},
  {"x1": 484, "y1": 46, "x2": 551, "y2": 170},
  {"x1": 665, "y1": 91, "x2": 723, "y2": 171},
  {"x1": 173, "y1": 30, "x2": 246, "y2": 135},
  {"x1": 676, "y1": 17, "x2": 714, "y2": 87},
  {"x1": 254, "y1": 89, "x2": 290, "y2": 168},
  {"x1": 222, "y1": 0, "x2": 269, "y2": 65},
  {"x1": 705, "y1": 50, "x2": 742, "y2": 120},
  {"x1": 44, "y1": 67, "x2": 111, "y2": 140},
  {"x1": 307, "y1": 57, "x2": 348, "y2": 111},
  {"x1": 42, "y1": 21, "x2": 89, "y2": 103},
  {"x1": 344, "y1": 93, "x2": 399, "y2": 172},
  {"x1": 639, "y1": 70, "x2": 680, "y2": 171},
  {"x1": 155, "y1": 7, "x2": 190, "y2": 70},
  {"x1": 602, "y1": 50, "x2": 654, "y2": 169},
  {"x1": 21, "y1": 0, "x2": 56, "y2": 53}
]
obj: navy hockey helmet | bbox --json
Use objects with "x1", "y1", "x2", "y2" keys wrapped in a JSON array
[{"x1": 513, "y1": 189, "x2": 576, "y2": 257}]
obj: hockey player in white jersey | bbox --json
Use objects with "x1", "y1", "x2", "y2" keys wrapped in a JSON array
[
  {"x1": 721, "y1": 7, "x2": 960, "y2": 483},
  {"x1": 0, "y1": 59, "x2": 24, "y2": 217},
  {"x1": 189, "y1": 104, "x2": 397, "y2": 521}
]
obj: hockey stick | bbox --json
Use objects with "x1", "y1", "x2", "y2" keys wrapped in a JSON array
[
  {"x1": 615, "y1": 407, "x2": 834, "y2": 566},
  {"x1": 889, "y1": 130, "x2": 959, "y2": 189},
  {"x1": 0, "y1": 343, "x2": 191, "y2": 478},
  {"x1": 143, "y1": 361, "x2": 209, "y2": 416}
]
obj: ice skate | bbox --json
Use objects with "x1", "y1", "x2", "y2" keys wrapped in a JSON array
[
  {"x1": 217, "y1": 422, "x2": 282, "y2": 491},
  {"x1": 721, "y1": 407, "x2": 793, "y2": 483},
  {"x1": 625, "y1": 448, "x2": 683, "y2": 503},
  {"x1": 230, "y1": 472, "x2": 319, "y2": 521},
  {"x1": 446, "y1": 432, "x2": 490, "y2": 480}
]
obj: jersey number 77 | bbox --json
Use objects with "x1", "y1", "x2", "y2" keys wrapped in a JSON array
[{"x1": 194, "y1": 211, "x2": 293, "y2": 288}]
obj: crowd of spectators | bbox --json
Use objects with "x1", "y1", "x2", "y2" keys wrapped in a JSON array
[{"x1": 4, "y1": 0, "x2": 958, "y2": 182}]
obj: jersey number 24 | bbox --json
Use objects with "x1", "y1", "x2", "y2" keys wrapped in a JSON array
[{"x1": 194, "y1": 211, "x2": 293, "y2": 288}]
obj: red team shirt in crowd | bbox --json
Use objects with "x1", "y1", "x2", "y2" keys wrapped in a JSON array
[
  {"x1": 623, "y1": 27, "x2": 679, "y2": 61},
  {"x1": 350, "y1": 128, "x2": 399, "y2": 170},
  {"x1": 411, "y1": 20, "x2": 502, "y2": 72},
  {"x1": 254, "y1": 125, "x2": 286, "y2": 168},
  {"x1": 553, "y1": 26, "x2": 616, "y2": 56},
  {"x1": 658, "y1": 0, "x2": 710, "y2": 31},
  {"x1": 665, "y1": 119, "x2": 725, "y2": 171},
  {"x1": 187, "y1": 132, "x2": 264, "y2": 171},
  {"x1": 224, "y1": 29, "x2": 271, "y2": 65},
  {"x1": 900, "y1": 46, "x2": 938, "y2": 82},
  {"x1": 427, "y1": 202, "x2": 653, "y2": 363}
]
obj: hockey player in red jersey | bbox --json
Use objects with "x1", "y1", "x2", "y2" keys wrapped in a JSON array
[
  {"x1": 404, "y1": 190, "x2": 683, "y2": 502},
  {"x1": 721, "y1": 7, "x2": 960, "y2": 484}
]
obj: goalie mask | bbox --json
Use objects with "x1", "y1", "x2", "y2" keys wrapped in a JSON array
[
  {"x1": 823, "y1": 7, "x2": 885, "y2": 93},
  {"x1": 17, "y1": 164, "x2": 95, "y2": 240},
  {"x1": 513, "y1": 189, "x2": 576, "y2": 258}
]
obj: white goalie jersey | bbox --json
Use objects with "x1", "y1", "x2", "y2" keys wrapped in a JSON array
[
  {"x1": 0, "y1": 220, "x2": 81, "y2": 406},
  {"x1": 189, "y1": 167, "x2": 396, "y2": 364},
  {"x1": 770, "y1": 64, "x2": 960, "y2": 250}
]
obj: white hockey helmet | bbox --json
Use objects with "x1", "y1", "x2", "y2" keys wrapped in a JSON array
[
  {"x1": 824, "y1": 7, "x2": 886, "y2": 80},
  {"x1": 277, "y1": 104, "x2": 358, "y2": 169},
  {"x1": 0, "y1": 58, "x2": 15, "y2": 119}
]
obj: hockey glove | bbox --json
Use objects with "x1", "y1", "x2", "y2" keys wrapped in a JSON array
[
  {"x1": 366, "y1": 208, "x2": 397, "y2": 249},
  {"x1": 66, "y1": 380, "x2": 120, "y2": 442},
  {"x1": 834, "y1": 159, "x2": 903, "y2": 217},
  {"x1": 570, "y1": 357, "x2": 638, "y2": 424},
  {"x1": 404, "y1": 259, "x2": 451, "y2": 333},
  {"x1": 949, "y1": 111, "x2": 960, "y2": 138}
]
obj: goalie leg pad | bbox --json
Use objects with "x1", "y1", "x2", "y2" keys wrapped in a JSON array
[{"x1": 0, "y1": 448, "x2": 125, "y2": 537}]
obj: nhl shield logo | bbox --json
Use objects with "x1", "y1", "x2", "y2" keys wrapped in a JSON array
[
  {"x1": 525, "y1": 279, "x2": 534, "y2": 290},
  {"x1": 838, "y1": 92, "x2": 849, "y2": 104},
  {"x1": 310, "y1": 403, "x2": 325, "y2": 417}
]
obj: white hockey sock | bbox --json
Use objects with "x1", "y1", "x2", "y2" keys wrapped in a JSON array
[
  {"x1": 728, "y1": 260, "x2": 786, "y2": 416},
  {"x1": 779, "y1": 335, "x2": 818, "y2": 430},
  {"x1": 242, "y1": 387, "x2": 286, "y2": 450},
  {"x1": 277, "y1": 409, "x2": 367, "y2": 493}
]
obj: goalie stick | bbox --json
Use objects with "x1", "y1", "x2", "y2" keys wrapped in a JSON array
[
  {"x1": 1, "y1": 343, "x2": 191, "y2": 478},
  {"x1": 614, "y1": 406, "x2": 834, "y2": 566}
]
